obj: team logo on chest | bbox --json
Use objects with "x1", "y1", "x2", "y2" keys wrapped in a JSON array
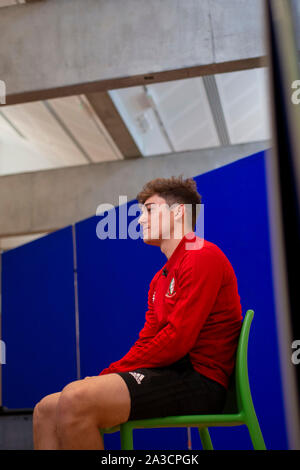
[{"x1": 165, "y1": 277, "x2": 176, "y2": 298}]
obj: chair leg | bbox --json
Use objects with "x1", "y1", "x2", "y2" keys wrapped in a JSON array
[
  {"x1": 198, "y1": 427, "x2": 214, "y2": 450},
  {"x1": 120, "y1": 423, "x2": 134, "y2": 450},
  {"x1": 246, "y1": 419, "x2": 266, "y2": 450}
]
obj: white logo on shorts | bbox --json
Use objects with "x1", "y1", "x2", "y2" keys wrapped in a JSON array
[{"x1": 129, "y1": 372, "x2": 145, "y2": 384}]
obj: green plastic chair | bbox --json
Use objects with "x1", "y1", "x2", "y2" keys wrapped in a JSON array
[{"x1": 99, "y1": 309, "x2": 266, "y2": 450}]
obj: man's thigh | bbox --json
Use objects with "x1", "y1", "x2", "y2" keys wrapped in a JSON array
[{"x1": 62, "y1": 373, "x2": 131, "y2": 429}]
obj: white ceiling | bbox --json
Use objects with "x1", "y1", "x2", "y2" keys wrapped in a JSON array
[
  {"x1": 146, "y1": 77, "x2": 220, "y2": 151},
  {"x1": 109, "y1": 67, "x2": 270, "y2": 156},
  {"x1": 0, "y1": 67, "x2": 270, "y2": 177},
  {"x1": 0, "y1": 95, "x2": 122, "y2": 175},
  {"x1": 215, "y1": 68, "x2": 270, "y2": 144}
]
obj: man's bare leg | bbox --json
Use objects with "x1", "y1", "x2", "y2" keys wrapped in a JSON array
[
  {"x1": 56, "y1": 374, "x2": 131, "y2": 450},
  {"x1": 33, "y1": 390, "x2": 106, "y2": 450},
  {"x1": 33, "y1": 390, "x2": 105, "y2": 450},
  {"x1": 33, "y1": 374, "x2": 131, "y2": 450},
  {"x1": 33, "y1": 392, "x2": 61, "y2": 450}
]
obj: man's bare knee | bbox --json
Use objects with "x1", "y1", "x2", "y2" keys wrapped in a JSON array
[
  {"x1": 33, "y1": 392, "x2": 61, "y2": 424},
  {"x1": 56, "y1": 374, "x2": 131, "y2": 429}
]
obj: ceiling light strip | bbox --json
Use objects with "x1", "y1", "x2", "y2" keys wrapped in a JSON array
[
  {"x1": 0, "y1": 109, "x2": 26, "y2": 138},
  {"x1": 143, "y1": 85, "x2": 175, "y2": 153},
  {"x1": 202, "y1": 75, "x2": 231, "y2": 146}
]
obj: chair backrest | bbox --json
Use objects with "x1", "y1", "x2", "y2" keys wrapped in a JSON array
[
  {"x1": 235, "y1": 309, "x2": 254, "y2": 413},
  {"x1": 222, "y1": 309, "x2": 254, "y2": 414}
]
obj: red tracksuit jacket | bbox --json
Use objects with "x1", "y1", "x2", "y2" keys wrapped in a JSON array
[{"x1": 99, "y1": 232, "x2": 243, "y2": 389}]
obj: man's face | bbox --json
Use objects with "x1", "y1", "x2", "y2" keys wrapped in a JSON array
[{"x1": 138, "y1": 194, "x2": 178, "y2": 245}]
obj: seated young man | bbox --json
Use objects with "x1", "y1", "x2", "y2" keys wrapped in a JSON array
[{"x1": 32, "y1": 176, "x2": 242, "y2": 450}]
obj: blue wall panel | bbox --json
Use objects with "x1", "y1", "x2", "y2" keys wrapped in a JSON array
[{"x1": 1, "y1": 226, "x2": 77, "y2": 409}]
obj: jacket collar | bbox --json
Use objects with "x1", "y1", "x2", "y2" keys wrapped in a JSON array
[{"x1": 162, "y1": 231, "x2": 197, "y2": 274}]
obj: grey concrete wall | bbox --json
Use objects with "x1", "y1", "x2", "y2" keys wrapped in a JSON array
[
  {"x1": 0, "y1": 0, "x2": 266, "y2": 102},
  {"x1": 0, "y1": 141, "x2": 270, "y2": 237}
]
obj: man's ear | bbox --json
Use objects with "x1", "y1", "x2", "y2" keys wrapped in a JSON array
[{"x1": 174, "y1": 203, "x2": 185, "y2": 221}]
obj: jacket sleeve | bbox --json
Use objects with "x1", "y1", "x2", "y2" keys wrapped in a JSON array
[
  {"x1": 100, "y1": 249, "x2": 225, "y2": 373},
  {"x1": 98, "y1": 272, "x2": 160, "y2": 376}
]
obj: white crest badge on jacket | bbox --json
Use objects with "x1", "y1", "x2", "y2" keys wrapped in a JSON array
[{"x1": 165, "y1": 277, "x2": 176, "y2": 298}]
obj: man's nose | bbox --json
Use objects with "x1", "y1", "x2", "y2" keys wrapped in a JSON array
[{"x1": 138, "y1": 212, "x2": 147, "y2": 225}]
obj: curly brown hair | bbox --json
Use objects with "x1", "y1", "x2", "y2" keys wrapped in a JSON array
[{"x1": 136, "y1": 175, "x2": 201, "y2": 230}]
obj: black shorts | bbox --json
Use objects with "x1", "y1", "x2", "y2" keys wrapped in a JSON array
[{"x1": 115, "y1": 354, "x2": 227, "y2": 421}]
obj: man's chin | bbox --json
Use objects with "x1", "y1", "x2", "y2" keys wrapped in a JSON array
[{"x1": 142, "y1": 236, "x2": 161, "y2": 246}]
